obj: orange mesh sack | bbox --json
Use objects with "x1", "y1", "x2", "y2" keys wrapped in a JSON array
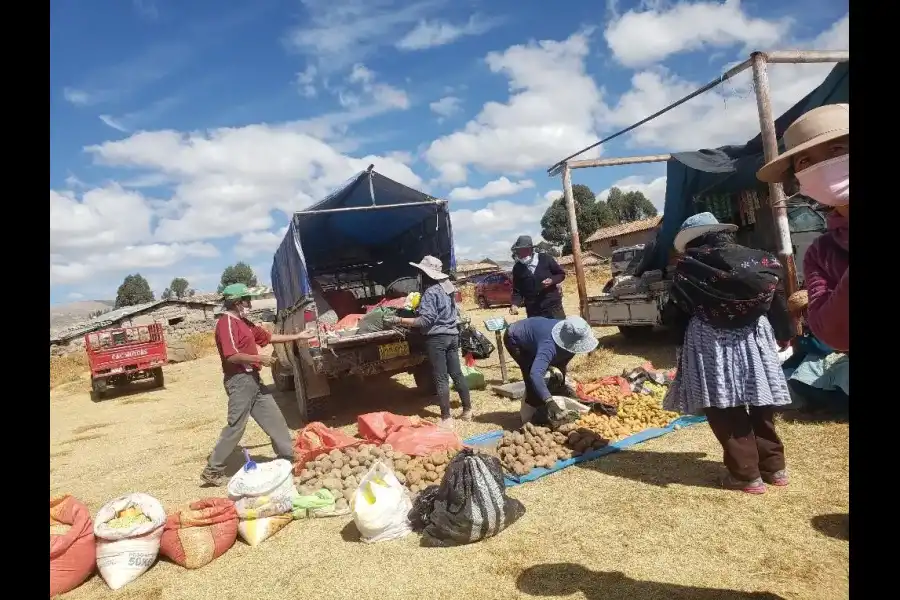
[
  {"x1": 357, "y1": 412, "x2": 418, "y2": 442},
  {"x1": 293, "y1": 422, "x2": 362, "y2": 475},
  {"x1": 50, "y1": 495, "x2": 96, "y2": 597},
  {"x1": 160, "y1": 498, "x2": 238, "y2": 569},
  {"x1": 383, "y1": 422, "x2": 463, "y2": 457}
]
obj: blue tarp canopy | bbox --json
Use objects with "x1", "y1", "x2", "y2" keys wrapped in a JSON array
[
  {"x1": 271, "y1": 169, "x2": 455, "y2": 313},
  {"x1": 651, "y1": 62, "x2": 849, "y2": 268}
]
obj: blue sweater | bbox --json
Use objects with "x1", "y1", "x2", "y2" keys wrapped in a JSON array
[
  {"x1": 413, "y1": 283, "x2": 459, "y2": 336},
  {"x1": 506, "y1": 317, "x2": 574, "y2": 401}
]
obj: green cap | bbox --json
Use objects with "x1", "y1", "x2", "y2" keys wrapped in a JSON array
[{"x1": 221, "y1": 283, "x2": 251, "y2": 300}]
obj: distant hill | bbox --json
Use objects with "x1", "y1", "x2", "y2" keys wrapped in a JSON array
[{"x1": 49, "y1": 300, "x2": 115, "y2": 333}]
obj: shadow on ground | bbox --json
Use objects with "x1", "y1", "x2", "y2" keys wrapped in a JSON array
[
  {"x1": 474, "y1": 410, "x2": 522, "y2": 431},
  {"x1": 271, "y1": 376, "x2": 439, "y2": 430},
  {"x1": 578, "y1": 449, "x2": 723, "y2": 489},
  {"x1": 517, "y1": 563, "x2": 787, "y2": 600},
  {"x1": 810, "y1": 514, "x2": 849, "y2": 541},
  {"x1": 597, "y1": 330, "x2": 679, "y2": 371}
]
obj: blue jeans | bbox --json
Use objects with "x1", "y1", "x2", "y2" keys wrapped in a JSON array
[{"x1": 424, "y1": 334, "x2": 471, "y2": 419}]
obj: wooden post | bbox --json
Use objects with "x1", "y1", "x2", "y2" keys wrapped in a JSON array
[
  {"x1": 495, "y1": 330, "x2": 508, "y2": 384},
  {"x1": 750, "y1": 52, "x2": 802, "y2": 335},
  {"x1": 561, "y1": 163, "x2": 589, "y2": 319}
]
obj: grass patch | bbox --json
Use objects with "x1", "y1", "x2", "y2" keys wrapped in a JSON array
[{"x1": 49, "y1": 352, "x2": 89, "y2": 389}]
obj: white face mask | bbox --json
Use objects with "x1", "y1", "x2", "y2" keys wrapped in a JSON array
[
  {"x1": 516, "y1": 253, "x2": 533, "y2": 265},
  {"x1": 796, "y1": 155, "x2": 849, "y2": 207}
]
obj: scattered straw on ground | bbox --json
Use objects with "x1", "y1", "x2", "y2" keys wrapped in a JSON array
[{"x1": 51, "y1": 276, "x2": 848, "y2": 600}]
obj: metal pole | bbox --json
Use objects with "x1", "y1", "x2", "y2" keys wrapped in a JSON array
[
  {"x1": 750, "y1": 52, "x2": 801, "y2": 335},
  {"x1": 561, "y1": 163, "x2": 589, "y2": 319},
  {"x1": 297, "y1": 199, "x2": 446, "y2": 215},
  {"x1": 495, "y1": 330, "x2": 508, "y2": 384}
]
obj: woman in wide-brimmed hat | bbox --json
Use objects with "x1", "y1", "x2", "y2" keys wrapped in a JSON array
[
  {"x1": 509, "y1": 234, "x2": 566, "y2": 319},
  {"x1": 757, "y1": 103, "x2": 849, "y2": 353},
  {"x1": 384, "y1": 256, "x2": 472, "y2": 429},
  {"x1": 663, "y1": 213, "x2": 793, "y2": 494}
]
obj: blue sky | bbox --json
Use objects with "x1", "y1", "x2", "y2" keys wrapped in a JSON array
[{"x1": 50, "y1": 0, "x2": 849, "y2": 304}]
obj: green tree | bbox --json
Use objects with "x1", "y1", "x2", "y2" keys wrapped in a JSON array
[
  {"x1": 606, "y1": 187, "x2": 658, "y2": 224},
  {"x1": 114, "y1": 274, "x2": 155, "y2": 308},
  {"x1": 218, "y1": 262, "x2": 258, "y2": 292},
  {"x1": 540, "y1": 184, "x2": 616, "y2": 255},
  {"x1": 162, "y1": 277, "x2": 190, "y2": 300},
  {"x1": 534, "y1": 241, "x2": 561, "y2": 257}
]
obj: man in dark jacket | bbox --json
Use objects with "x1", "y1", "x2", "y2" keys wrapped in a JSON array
[{"x1": 509, "y1": 235, "x2": 566, "y2": 319}]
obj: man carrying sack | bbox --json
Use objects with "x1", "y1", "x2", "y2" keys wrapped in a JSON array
[{"x1": 201, "y1": 283, "x2": 316, "y2": 487}]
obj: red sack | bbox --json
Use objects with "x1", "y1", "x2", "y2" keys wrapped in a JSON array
[
  {"x1": 50, "y1": 495, "x2": 96, "y2": 597},
  {"x1": 364, "y1": 297, "x2": 407, "y2": 313},
  {"x1": 357, "y1": 412, "x2": 419, "y2": 442},
  {"x1": 334, "y1": 313, "x2": 365, "y2": 330},
  {"x1": 293, "y1": 422, "x2": 362, "y2": 474},
  {"x1": 383, "y1": 422, "x2": 463, "y2": 457},
  {"x1": 160, "y1": 498, "x2": 238, "y2": 569}
]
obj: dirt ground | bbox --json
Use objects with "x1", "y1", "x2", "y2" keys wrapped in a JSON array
[{"x1": 50, "y1": 284, "x2": 849, "y2": 600}]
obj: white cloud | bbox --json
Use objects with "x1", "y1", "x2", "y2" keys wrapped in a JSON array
[
  {"x1": 424, "y1": 32, "x2": 605, "y2": 184},
  {"x1": 430, "y1": 96, "x2": 462, "y2": 119},
  {"x1": 448, "y1": 177, "x2": 535, "y2": 202},
  {"x1": 67, "y1": 292, "x2": 85, "y2": 300},
  {"x1": 296, "y1": 65, "x2": 318, "y2": 98},
  {"x1": 604, "y1": 0, "x2": 791, "y2": 68},
  {"x1": 50, "y1": 185, "x2": 155, "y2": 254},
  {"x1": 287, "y1": 0, "x2": 437, "y2": 71},
  {"x1": 597, "y1": 175, "x2": 668, "y2": 212},
  {"x1": 396, "y1": 15, "x2": 499, "y2": 51},
  {"x1": 598, "y1": 13, "x2": 849, "y2": 151},
  {"x1": 451, "y1": 194, "x2": 554, "y2": 260},
  {"x1": 235, "y1": 227, "x2": 289, "y2": 258},
  {"x1": 51, "y1": 243, "x2": 219, "y2": 285},
  {"x1": 544, "y1": 191, "x2": 561, "y2": 202}
]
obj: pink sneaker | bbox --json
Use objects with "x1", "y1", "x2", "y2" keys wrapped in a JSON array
[
  {"x1": 762, "y1": 469, "x2": 789, "y2": 487},
  {"x1": 721, "y1": 474, "x2": 767, "y2": 494}
]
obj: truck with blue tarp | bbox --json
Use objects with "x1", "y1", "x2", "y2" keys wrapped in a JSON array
[
  {"x1": 586, "y1": 62, "x2": 848, "y2": 335},
  {"x1": 270, "y1": 167, "x2": 456, "y2": 423}
]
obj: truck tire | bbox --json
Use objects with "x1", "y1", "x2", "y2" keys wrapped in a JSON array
[
  {"x1": 618, "y1": 325, "x2": 653, "y2": 339},
  {"x1": 152, "y1": 367, "x2": 165, "y2": 388},
  {"x1": 91, "y1": 378, "x2": 107, "y2": 402},
  {"x1": 271, "y1": 361, "x2": 295, "y2": 392},
  {"x1": 413, "y1": 363, "x2": 437, "y2": 396}
]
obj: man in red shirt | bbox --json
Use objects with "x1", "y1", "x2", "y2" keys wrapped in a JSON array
[{"x1": 201, "y1": 283, "x2": 315, "y2": 486}]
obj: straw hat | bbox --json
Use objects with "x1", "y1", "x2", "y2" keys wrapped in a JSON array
[
  {"x1": 409, "y1": 255, "x2": 449, "y2": 280},
  {"x1": 757, "y1": 104, "x2": 849, "y2": 184},
  {"x1": 673, "y1": 212, "x2": 738, "y2": 253}
]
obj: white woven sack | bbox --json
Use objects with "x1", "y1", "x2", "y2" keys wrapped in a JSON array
[
  {"x1": 227, "y1": 458, "x2": 293, "y2": 499},
  {"x1": 94, "y1": 493, "x2": 166, "y2": 590}
]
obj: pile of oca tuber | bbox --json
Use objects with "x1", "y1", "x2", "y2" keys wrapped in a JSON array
[
  {"x1": 571, "y1": 393, "x2": 678, "y2": 441},
  {"x1": 497, "y1": 423, "x2": 574, "y2": 476},
  {"x1": 295, "y1": 444, "x2": 411, "y2": 510}
]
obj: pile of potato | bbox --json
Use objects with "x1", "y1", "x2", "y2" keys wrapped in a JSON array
[
  {"x1": 295, "y1": 444, "x2": 412, "y2": 509},
  {"x1": 497, "y1": 423, "x2": 574, "y2": 476},
  {"x1": 556, "y1": 422, "x2": 610, "y2": 454},
  {"x1": 401, "y1": 448, "x2": 461, "y2": 495},
  {"x1": 569, "y1": 392, "x2": 679, "y2": 441}
]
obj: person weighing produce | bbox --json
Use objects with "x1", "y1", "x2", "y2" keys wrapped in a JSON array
[{"x1": 503, "y1": 316, "x2": 598, "y2": 425}]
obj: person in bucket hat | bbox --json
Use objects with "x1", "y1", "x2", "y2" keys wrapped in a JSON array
[
  {"x1": 509, "y1": 234, "x2": 566, "y2": 319},
  {"x1": 385, "y1": 255, "x2": 472, "y2": 429},
  {"x1": 758, "y1": 103, "x2": 849, "y2": 353},
  {"x1": 661, "y1": 213, "x2": 794, "y2": 494},
  {"x1": 503, "y1": 315, "x2": 598, "y2": 426},
  {"x1": 201, "y1": 283, "x2": 316, "y2": 487}
]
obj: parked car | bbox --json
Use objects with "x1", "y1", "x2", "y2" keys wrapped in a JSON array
[{"x1": 475, "y1": 271, "x2": 513, "y2": 308}]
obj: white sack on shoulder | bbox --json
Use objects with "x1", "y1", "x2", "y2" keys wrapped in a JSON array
[
  {"x1": 227, "y1": 458, "x2": 294, "y2": 499},
  {"x1": 351, "y1": 461, "x2": 412, "y2": 543},
  {"x1": 94, "y1": 493, "x2": 166, "y2": 591}
]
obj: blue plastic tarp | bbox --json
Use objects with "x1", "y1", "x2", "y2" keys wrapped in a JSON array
[
  {"x1": 463, "y1": 415, "x2": 707, "y2": 488},
  {"x1": 271, "y1": 170, "x2": 456, "y2": 313},
  {"x1": 651, "y1": 62, "x2": 850, "y2": 268}
]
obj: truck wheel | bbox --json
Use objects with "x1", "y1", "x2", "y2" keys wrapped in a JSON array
[
  {"x1": 477, "y1": 296, "x2": 489, "y2": 309},
  {"x1": 413, "y1": 363, "x2": 437, "y2": 396},
  {"x1": 152, "y1": 367, "x2": 165, "y2": 388},
  {"x1": 618, "y1": 325, "x2": 653, "y2": 339},
  {"x1": 272, "y1": 361, "x2": 295, "y2": 392},
  {"x1": 91, "y1": 379, "x2": 107, "y2": 402}
]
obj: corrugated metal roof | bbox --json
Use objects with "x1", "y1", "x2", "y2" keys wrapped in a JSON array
[
  {"x1": 557, "y1": 252, "x2": 606, "y2": 266},
  {"x1": 454, "y1": 262, "x2": 500, "y2": 274},
  {"x1": 584, "y1": 215, "x2": 663, "y2": 244},
  {"x1": 50, "y1": 298, "x2": 217, "y2": 344}
]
